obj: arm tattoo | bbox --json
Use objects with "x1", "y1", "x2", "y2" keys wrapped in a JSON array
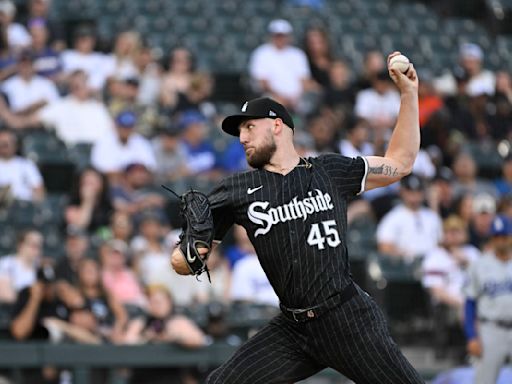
[{"x1": 369, "y1": 164, "x2": 399, "y2": 177}]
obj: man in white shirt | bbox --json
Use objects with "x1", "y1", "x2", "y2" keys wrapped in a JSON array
[
  {"x1": 248, "y1": 19, "x2": 311, "y2": 109},
  {"x1": 229, "y1": 226, "x2": 279, "y2": 307},
  {"x1": 0, "y1": 70, "x2": 115, "y2": 146},
  {"x1": 377, "y1": 174, "x2": 442, "y2": 262},
  {"x1": 60, "y1": 26, "x2": 111, "y2": 91},
  {"x1": 0, "y1": 129, "x2": 44, "y2": 202},
  {"x1": 2, "y1": 50, "x2": 59, "y2": 113},
  {"x1": 355, "y1": 69, "x2": 401, "y2": 135},
  {"x1": 91, "y1": 110, "x2": 157, "y2": 180},
  {"x1": 434, "y1": 43, "x2": 496, "y2": 97}
]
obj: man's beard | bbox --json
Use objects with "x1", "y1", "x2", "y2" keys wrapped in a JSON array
[{"x1": 246, "y1": 136, "x2": 277, "y2": 169}]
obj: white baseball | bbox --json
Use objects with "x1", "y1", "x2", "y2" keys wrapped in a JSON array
[{"x1": 389, "y1": 54, "x2": 410, "y2": 73}]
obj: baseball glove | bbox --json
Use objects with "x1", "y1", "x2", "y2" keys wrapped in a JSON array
[{"x1": 172, "y1": 188, "x2": 214, "y2": 281}]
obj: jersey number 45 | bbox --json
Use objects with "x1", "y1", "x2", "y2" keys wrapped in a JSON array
[{"x1": 307, "y1": 220, "x2": 341, "y2": 250}]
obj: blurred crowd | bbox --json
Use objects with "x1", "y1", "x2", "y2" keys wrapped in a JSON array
[{"x1": 0, "y1": 0, "x2": 510, "y2": 383}]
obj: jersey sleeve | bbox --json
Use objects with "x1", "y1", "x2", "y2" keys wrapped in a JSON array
[
  {"x1": 319, "y1": 154, "x2": 368, "y2": 196},
  {"x1": 463, "y1": 260, "x2": 480, "y2": 300},
  {"x1": 208, "y1": 179, "x2": 235, "y2": 243}
]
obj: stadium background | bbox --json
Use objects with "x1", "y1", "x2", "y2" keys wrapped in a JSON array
[{"x1": 0, "y1": 0, "x2": 511, "y2": 382}]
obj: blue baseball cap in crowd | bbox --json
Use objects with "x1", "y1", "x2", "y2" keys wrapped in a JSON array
[
  {"x1": 178, "y1": 110, "x2": 206, "y2": 130},
  {"x1": 115, "y1": 110, "x2": 137, "y2": 127},
  {"x1": 490, "y1": 215, "x2": 512, "y2": 237}
]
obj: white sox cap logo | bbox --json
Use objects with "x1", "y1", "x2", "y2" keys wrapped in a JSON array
[{"x1": 241, "y1": 102, "x2": 248, "y2": 112}]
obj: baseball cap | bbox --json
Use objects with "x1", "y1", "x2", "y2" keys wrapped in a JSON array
[
  {"x1": 178, "y1": 110, "x2": 206, "y2": 130},
  {"x1": 490, "y1": 215, "x2": 512, "y2": 237},
  {"x1": 221, "y1": 97, "x2": 294, "y2": 137},
  {"x1": 400, "y1": 174, "x2": 424, "y2": 191},
  {"x1": 459, "y1": 43, "x2": 483, "y2": 61},
  {"x1": 472, "y1": 193, "x2": 496, "y2": 214},
  {"x1": 115, "y1": 110, "x2": 137, "y2": 128},
  {"x1": 443, "y1": 215, "x2": 467, "y2": 231},
  {"x1": 268, "y1": 19, "x2": 293, "y2": 35}
]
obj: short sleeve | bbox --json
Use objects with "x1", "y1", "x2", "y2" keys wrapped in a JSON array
[
  {"x1": 421, "y1": 250, "x2": 446, "y2": 288},
  {"x1": 208, "y1": 179, "x2": 235, "y2": 242},
  {"x1": 23, "y1": 160, "x2": 43, "y2": 188},
  {"x1": 319, "y1": 154, "x2": 368, "y2": 196}
]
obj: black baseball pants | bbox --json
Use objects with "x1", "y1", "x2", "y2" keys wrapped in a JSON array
[{"x1": 206, "y1": 286, "x2": 424, "y2": 384}]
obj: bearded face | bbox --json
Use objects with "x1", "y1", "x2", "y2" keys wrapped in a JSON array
[{"x1": 245, "y1": 128, "x2": 277, "y2": 169}]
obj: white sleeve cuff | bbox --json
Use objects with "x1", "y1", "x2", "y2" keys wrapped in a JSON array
[{"x1": 357, "y1": 156, "x2": 369, "y2": 195}]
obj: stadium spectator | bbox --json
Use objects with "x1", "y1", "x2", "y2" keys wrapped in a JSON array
[
  {"x1": 354, "y1": 49, "x2": 386, "y2": 92},
  {"x1": 223, "y1": 224, "x2": 258, "y2": 268},
  {"x1": 354, "y1": 69, "x2": 401, "y2": 143},
  {"x1": 91, "y1": 110, "x2": 157, "y2": 180},
  {"x1": 451, "y1": 152, "x2": 498, "y2": 199},
  {"x1": 488, "y1": 70, "x2": 512, "y2": 141},
  {"x1": 308, "y1": 114, "x2": 338, "y2": 153},
  {"x1": 28, "y1": 18, "x2": 62, "y2": 80},
  {"x1": 100, "y1": 239, "x2": 147, "y2": 310},
  {"x1": 377, "y1": 174, "x2": 442, "y2": 262},
  {"x1": 230, "y1": 250, "x2": 279, "y2": 307},
  {"x1": 323, "y1": 58, "x2": 355, "y2": 110},
  {"x1": 418, "y1": 69, "x2": 444, "y2": 129},
  {"x1": 0, "y1": 24, "x2": 16, "y2": 81},
  {"x1": 179, "y1": 110, "x2": 217, "y2": 177},
  {"x1": 427, "y1": 167, "x2": 457, "y2": 219},
  {"x1": 72, "y1": 258, "x2": 128, "y2": 343},
  {"x1": 174, "y1": 71, "x2": 215, "y2": 116},
  {"x1": 0, "y1": 0, "x2": 31, "y2": 51},
  {"x1": 110, "y1": 163, "x2": 165, "y2": 219},
  {"x1": 108, "y1": 211, "x2": 133, "y2": 244},
  {"x1": 468, "y1": 193, "x2": 496, "y2": 250},
  {"x1": 248, "y1": 19, "x2": 311, "y2": 110},
  {"x1": 435, "y1": 43, "x2": 495, "y2": 97},
  {"x1": 128, "y1": 284, "x2": 205, "y2": 346},
  {"x1": 0, "y1": 229, "x2": 42, "y2": 303},
  {"x1": 130, "y1": 211, "x2": 175, "y2": 290},
  {"x1": 1, "y1": 49, "x2": 59, "y2": 113},
  {"x1": 303, "y1": 26, "x2": 333, "y2": 89},
  {"x1": 217, "y1": 138, "x2": 248, "y2": 174},
  {"x1": 494, "y1": 154, "x2": 512, "y2": 198},
  {"x1": 159, "y1": 47, "x2": 196, "y2": 110},
  {"x1": 54, "y1": 227, "x2": 89, "y2": 309},
  {"x1": 60, "y1": 26, "x2": 108, "y2": 91},
  {"x1": 196, "y1": 248, "x2": 231, "y2": 304},
  {"x1": 65, "y1": 167, "x2": 113, "y2": 234},
  {"x1": 0, "y1": 69, "x2": 115, "y2": 144},
  {"x1": 0, "y1": 128, "x2": 44, "y2": 202},
  {"x1": 107, "y1": 77, "x2": 157, "y2": 138},
  {"x1": 103, "y1": 31, "x2": 140, "y2": 81},
  {"x1": 422, "y1": 215, "x2": 480, "y2": 355},
  {"x1": 338, "y1": 115, "x2": 373, "y2": 157},
  {"x1": 134, "y1": 42, "x2": 162, "y2": 106},
  {"x1": 151, "y1": 122, "x2": 188, "y2": 183},
  {"x1": 126, "y1": 285, "x2": 206, "y2": 384},
  {"x1": 25, "y1": 0, "x2": 65, "y2": 50}
]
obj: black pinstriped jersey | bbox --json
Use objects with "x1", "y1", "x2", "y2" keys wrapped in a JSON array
[{"x1": 208, "y1": 154, "x2": 368, "y2": 308}]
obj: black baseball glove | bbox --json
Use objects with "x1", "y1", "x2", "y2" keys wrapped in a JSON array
[{"x1": 175, "y1": 189, "x2": 214, "y2": 281}]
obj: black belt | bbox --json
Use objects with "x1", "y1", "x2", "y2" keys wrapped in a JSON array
[
  {"x1": 480, "y1": 318, "x2": 512, "y2": 329},
  {"x1": 280, "y1": 282, "x2": 358, "y2": 323}
]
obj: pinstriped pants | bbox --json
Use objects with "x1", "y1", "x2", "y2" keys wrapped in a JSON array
[{"x1": 206, "y1": 286, "x2": 424, "y2": 384}]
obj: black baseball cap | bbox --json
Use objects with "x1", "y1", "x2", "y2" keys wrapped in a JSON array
[{"x1": 221, "y1": 97, "x2": 294, "y2": 137}]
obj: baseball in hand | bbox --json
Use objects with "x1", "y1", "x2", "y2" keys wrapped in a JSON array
[{"x1": 389, "y1": 54, "x2": 410, "y2": 73}]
